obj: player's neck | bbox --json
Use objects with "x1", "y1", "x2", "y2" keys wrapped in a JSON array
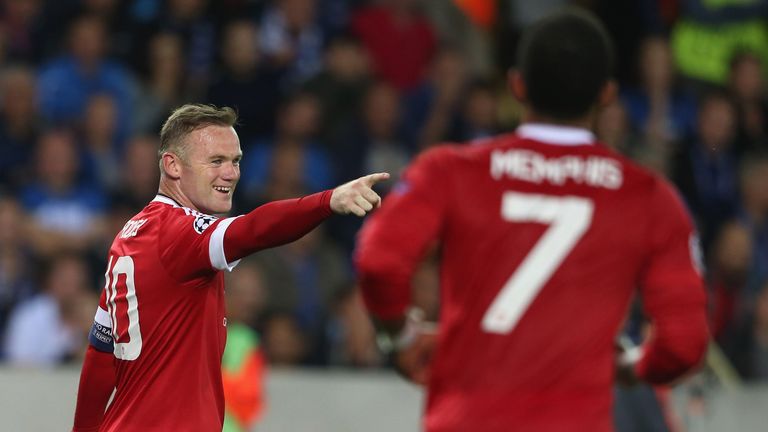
[
  {"x1": 157, "y1": 177, "x2": 197, "y2": 211},
  {"x1": 523, "y1": 110, "x2": 595, "y2": 131}
]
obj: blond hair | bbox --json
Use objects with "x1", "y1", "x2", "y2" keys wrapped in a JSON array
[{"x1": 159, "y1": 104, "x2": 237, "y2": 166}]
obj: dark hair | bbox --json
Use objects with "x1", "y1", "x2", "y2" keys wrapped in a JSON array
[
  {"x1": 159, "y1": 104, "x2": 238, "y2": 162},
  {"x1": 516, "y1": 8, "x2": 614, "y2": 120}
]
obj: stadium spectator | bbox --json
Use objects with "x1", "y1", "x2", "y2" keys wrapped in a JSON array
[
  {"x1": 133, "y1": 32, "x2": 189, "y2": 135},
  {"x1": 447, "y1": 79, "x2": 503, "y2": 142},
  {"x1": 252, "y1": 227, "x2": 351, "y2": 365},
  {"x1": 3, "y1": 252, "x2": 96, "y2": 366},
  {"x1": 302, "y1": 34, "x2": 371, "y2": 151},
  {"x1": 71, "y1": 104, "x2": 388, "y2": 431},
  {"x1": 328, "y1": 287, "x2": 381, "y2": 367},
  {"x1": 107, "y1": 136, "x2": 162, "y2": 246},
  {"x1": 351, "y1": 0, "x2": 436, "y2": 91},
  {"x1": 153, "y1": 0, "x2": 217, "y2": 95},
  {"x1": 207, "y1": 20, "x2": 282, "y2": 142},
  {"x1": 21, "y1": 130, "x2": 108, "y2": 257},
  {"x1": 328, "y1": 80, "x2": 409, "y2": 253},
  {"x1": 402, "y1": 46, "x2": 470, "y2": 150},
  {"x1": 672, "y1": 91, "x2": 740, "y2": 248},
  {"x1": 238, "y1": 93, "x2": 333, "y2": 209},
  {"x1": 737, "y1": 156, "x2": 768, "y2": 293},
  {"x1": 727, "y1": 51, "x2": 768, "y2": 156},
  {"x1": 0, "y1": 195, "x2": 35, "y2": 350},
  {"x1": 0, "y1": 0, "x2": 46, "y2": 63},
  {"x1": 595, "y1": 100, "x2": 634, "y2": 154},
  {"x1": 111, "y1": 135, "x2": 162, "y2": 212},
  {"x1": 37, "y1": 14, "x2": 135, "y2": 140},
  {"x1": 709, "y1": 222, "x2": 753, "y2": 356},
  {"x1": 0, "y1": 65, "x2": 39, "y2": 191},
  {"x1": 671, "y1": 0, "x2": 768, "y2": 86},
  {"x1": 78, "y1": 93, "x2": 123, "y2": 190},
  {"x1": 621, "y1": 35, "x2": 697, "y2": 152},
  {"x1": 262, "y1": 310, "x2": 307, "y2": 366},
  {"x1": 355, "y1": 9, "x2": 709, "y2": 431},
  {"x1": 259, "y1": 0, "x2": 325, "y2": 87}
]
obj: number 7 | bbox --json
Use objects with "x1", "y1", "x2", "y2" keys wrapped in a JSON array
[{"x1": 482, "y1": 192, "x2": 594, "y2": 334}]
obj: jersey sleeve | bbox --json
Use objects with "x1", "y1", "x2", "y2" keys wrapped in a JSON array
[
  {"x1": 636, "y1": 179, "x2": 709, "y2": 384},
  {"x1": 355, "y1": 147, "x2": 452, "y2": 320},
  {"x1": 159, "y1": 192, "x2": 333, "y2": 282},
  {"x1": 159, "y1": 210, "x2": 242, "y2": 281}
]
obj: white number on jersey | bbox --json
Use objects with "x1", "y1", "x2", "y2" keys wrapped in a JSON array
[
  {"x1": 482, "y1": 192, "x2": 594, "y2": 334},
  {"x1": 105, "y1": 255, "x2": 143, "y2": 360}
]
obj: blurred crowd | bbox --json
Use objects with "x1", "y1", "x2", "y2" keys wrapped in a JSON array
[{"x1": 0, "y1": 0, "x2": 766, "y2": 383}]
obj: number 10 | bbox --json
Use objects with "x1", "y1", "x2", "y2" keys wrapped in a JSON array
[{"x1": 105, "y1": 255, "x2": 143, "y2": 360}]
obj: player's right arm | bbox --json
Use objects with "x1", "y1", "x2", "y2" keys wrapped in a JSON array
[
  {"x1": 631, "y1": 179, "x2": 710, "y2": 384},
  {"x1": 355, "y1": 149, "x2": 449, "y2": 382},
  {"x1": 72, "y1": 292, "x2": 116, "y2": 432}
]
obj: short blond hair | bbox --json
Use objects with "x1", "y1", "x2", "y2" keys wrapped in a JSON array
[{"x1": 159, "y1": 104, "x2": 237, "y2": 164}]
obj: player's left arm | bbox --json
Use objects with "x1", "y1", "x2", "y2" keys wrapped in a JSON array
[
  {"x1": 632, "y1": 180, "x2": 710, "y2": 385},
  {"x1": 72, "y1": 295, "x2": 116, "y2": 431}
]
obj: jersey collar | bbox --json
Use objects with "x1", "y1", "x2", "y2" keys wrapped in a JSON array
[
  {"x1": 151, "y1": 194, "x2": 181, "y2": 207},
  {"x1": 516, "y1": 123, "x2": 595, "y2": 146}
]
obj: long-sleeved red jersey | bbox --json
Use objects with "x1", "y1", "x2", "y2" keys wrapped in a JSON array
[
  {"x1": 356, "y1": 124, "x2": 709, "y2": 432},
  {"x1": 73, "y1": 191, "x2": 332, "y2": 431}
]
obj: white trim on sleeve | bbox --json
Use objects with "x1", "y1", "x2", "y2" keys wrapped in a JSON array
[
  {"x1": 94, "y1": 306, "x2": 112, "y2": 327},
  {"x1": 209, "y1": 216, "x2": 242, "y2": 272}
]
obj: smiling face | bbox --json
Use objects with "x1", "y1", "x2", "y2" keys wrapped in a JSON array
[{"x1": 177, "y1": 125, "x2": 242, "y2": 214}]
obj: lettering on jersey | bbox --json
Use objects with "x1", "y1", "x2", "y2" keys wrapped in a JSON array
[
  {"x1": 120, "y1": 219, "x2": 147, "y2": 238},
  {"x1": 490, "y1": 149, "x2": 623, "y2": 189},
  {"x1": 89, "y1": 322, "x2": 114, "y2": 353}
]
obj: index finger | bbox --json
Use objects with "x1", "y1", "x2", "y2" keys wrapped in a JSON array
[{"x1": 361, "y1": 172, "x2": 390, "y2": 186}]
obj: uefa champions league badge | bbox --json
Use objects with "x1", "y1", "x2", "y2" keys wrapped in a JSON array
[{"x1": 193, "y1": 214, "x2": 218, "y2": 234}]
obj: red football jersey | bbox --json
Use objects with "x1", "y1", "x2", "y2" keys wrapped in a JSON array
[
  {"x1": 94, "y1": 195, "x2": 240, "y2": 431},
  {"x1": 356, "y1": 124, "x2": 708, "y2": 432}
]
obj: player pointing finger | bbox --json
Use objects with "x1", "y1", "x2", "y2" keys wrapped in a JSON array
[{"x1": 331, "y1": 172, "x2": 390, "y2": 217}]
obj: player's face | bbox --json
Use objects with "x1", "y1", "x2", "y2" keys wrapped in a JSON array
[{"x1": 179, "y1": 125, "x2": 242, "y2": 214}]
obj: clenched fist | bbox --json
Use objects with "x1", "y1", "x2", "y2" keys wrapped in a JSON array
[{"x1": 330, "y1": 172, "x2": 390, "y2": 217}]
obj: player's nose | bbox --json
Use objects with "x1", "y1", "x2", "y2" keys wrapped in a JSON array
[{"x1": 221, "y1": 161, "x2": 239, "y2": 182}]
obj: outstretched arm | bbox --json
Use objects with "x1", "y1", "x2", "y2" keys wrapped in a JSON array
[{"x1": 222, "y1": 173, "x2": 389, "y2": 262}]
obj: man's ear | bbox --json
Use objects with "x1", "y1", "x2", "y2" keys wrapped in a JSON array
[
  {"x1": 598, "y1": 79, "x2": 618, "y2": 109},
  {"x1": 161, "y1": 153, "x2": 182, "y2": 180},
  {"x1": 508, "y1": 69, "x2": 527, "y2": 104}
]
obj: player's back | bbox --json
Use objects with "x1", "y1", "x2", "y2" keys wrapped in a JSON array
[
  {"x1": 357, "y1": 124, "x2": 703, "y2": 431},
  {"x1": 416, "y1": 130, "x2": 685, "y2": 431},
  {"x1": 97, "y1": 197, "x2": 228, "y2": 431}
]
